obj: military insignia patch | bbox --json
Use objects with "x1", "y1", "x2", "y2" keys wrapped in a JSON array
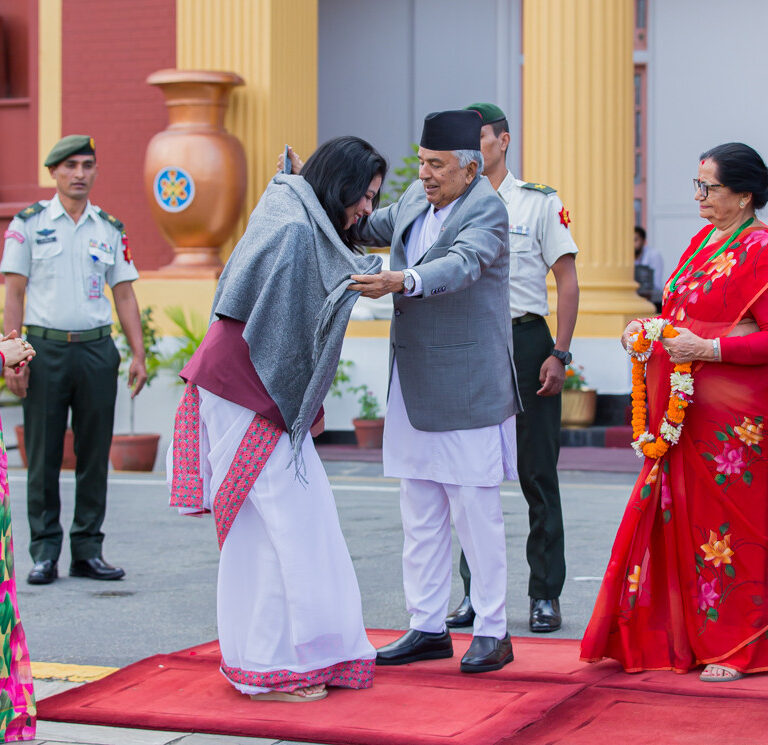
[
  {"x1": 97, "y1": 208, "x2": 125, "y2": 231},
  {"x1": 122, "y1": 233, "x2": 133, "y2": 264},
  {"x1": 4, "y1": 230, "x2": 25, "y2": 244},
  {"x1": 16, "y1": 202, "x2": 44, "y2": 221},
  {"x1": 35, "y1": 228, "x2": 57, "y2": 244},
  {"x1": 521, "y1": 182, "x2": 556, "y2": 195},
  {"x1": 559, "y1": 207, "x2": 571, "y2": 228}
]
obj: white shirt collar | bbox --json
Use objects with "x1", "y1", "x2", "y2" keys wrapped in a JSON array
[
  {"x1": 429, "y1": 199, "x2": 456, "y2": 223},
  {"x1": 48, "y1": 193, "x2": 96, "y2": 225},
  {"x1": 496, "y1": 171, "x2": 517, "y2": 203}
]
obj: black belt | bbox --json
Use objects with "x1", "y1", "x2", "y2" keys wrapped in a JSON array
[
  {"x1": 25, "y1": 325, "x2": 112, "y2": 343},
  {"x1": 511, "y1": 312, "x2": 542, "y2": 326}
]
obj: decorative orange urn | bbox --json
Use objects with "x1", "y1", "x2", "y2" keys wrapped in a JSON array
[{"x1": 144, "y1": 69, "x2": 247, "y2": 277}]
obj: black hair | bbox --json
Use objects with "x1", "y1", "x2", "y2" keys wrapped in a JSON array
[
  {"x1": 490, "y1": 118, "x2": 510, "y2": 138},
  {"x1": 635, "y1": 225, "x2": 646, "y2": 240},
  {"x1": 301, "y1": 136, "x2": 388, "y2": 251},
  {"x1": 699, "y1": 142, "x2": 768, "y2": 210}
]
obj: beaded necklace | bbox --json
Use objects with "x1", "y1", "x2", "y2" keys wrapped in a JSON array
[{"x1": 669, "y1": 217, "x2": 753, "y2": 293}]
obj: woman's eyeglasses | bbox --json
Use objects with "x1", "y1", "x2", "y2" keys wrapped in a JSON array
[{"x1": 693, "y1": 179, "x2": 724, "y2": 199}]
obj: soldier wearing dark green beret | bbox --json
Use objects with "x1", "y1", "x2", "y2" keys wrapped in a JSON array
[
  {"x1": 1, "y1": 134, "x2": 148, "y2": 585},
  {"x1": 444, "y1": 103, "x2": 580, "y2": 634}
]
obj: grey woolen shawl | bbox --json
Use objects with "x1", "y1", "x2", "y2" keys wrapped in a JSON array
[{"x1": 211, "y1": 173, "x2": 382, "y2": 474}]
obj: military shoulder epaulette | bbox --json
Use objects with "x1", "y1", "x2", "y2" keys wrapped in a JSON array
[
  {"x1": 15, "y1": 201, "x2": 44, "y2": 221},
  {"x1": 521, "y1": 182, "x2": 557, "y2": 195},
  {"x1": 97, "y1": 208, "x2": 124, "y2": 232}
]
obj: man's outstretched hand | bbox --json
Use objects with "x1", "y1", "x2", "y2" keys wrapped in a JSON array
[{"x1": 349, "y1": 271, "x2": 405, "y2": 299}]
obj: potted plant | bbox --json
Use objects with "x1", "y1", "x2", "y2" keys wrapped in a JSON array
[
  {"x1": 329, "y1": 358, "x2": 353, "y2": 400},
  {"x1": 561, "y1": 364, "x2": 597, "y2": 427},
  {"x1": 380, "y1": 143, "x2": 420, "y2": 206},
  {"x1": 350, "y1": 385, "x2": 384, "y2": 448},
  {"x1": 158, "y1": 305, "x2": 207, "y2": 381},
  {"x1": 109, "y1": 307, "x2": 163, "y2": 471}
]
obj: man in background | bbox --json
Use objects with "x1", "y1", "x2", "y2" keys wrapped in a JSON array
[
  {"x1": 445, "y1": 103, "x2": 579, "y2": 634},
  {"x1": 2, "y1": 135, "x2": 147, "y2": 585},
  {"x1": 634, "y1": 225, "x2": 664, "y2": 311}
]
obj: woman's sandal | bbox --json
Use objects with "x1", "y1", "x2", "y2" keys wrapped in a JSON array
[
  {"x1": 699, "y1": 664, "x2": 744, "y2": 682},
  {"x1": 250, "y1": 685, "x2": 328, "y2": 702}
]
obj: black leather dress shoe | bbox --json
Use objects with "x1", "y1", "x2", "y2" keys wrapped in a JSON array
[
  {"x1": 446, "y1": 595, "x2": 476, "y2": 628},
  {"x1": 376, "y1": 629, "x2": 453, "y2": 666},
  {"x1": 460, "y1": 633, "x2": 514, "y2": 673},
  {"x1": 529, "y1": 597, "x2": 561, "y2": 632},
  {"x1": 69, "y1": 557, "x2": 125, "y2": 581},
  {"x1": 27, "y1": 559, "x2": 58, "y2": 585}
]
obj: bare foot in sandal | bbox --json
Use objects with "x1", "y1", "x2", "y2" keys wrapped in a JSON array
[
  {"x1": 250, "y1": 684, "x2": 328, "y2": 702},
  {"x1": 700, "y1": 664, "x2": 744, "y2": 682}
]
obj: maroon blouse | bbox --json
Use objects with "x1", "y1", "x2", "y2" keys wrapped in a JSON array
[{"x1": 181, "y1": 318, "x2": 322, "y2": 432}]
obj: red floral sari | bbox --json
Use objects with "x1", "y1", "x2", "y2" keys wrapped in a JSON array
[{"x1": 580, "y1": 225, "x2": 768, "y2": 673}]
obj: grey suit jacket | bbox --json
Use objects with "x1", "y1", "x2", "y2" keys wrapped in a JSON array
[{"x1": 357, "y1": 176, "x2": 521, "y2": 431}]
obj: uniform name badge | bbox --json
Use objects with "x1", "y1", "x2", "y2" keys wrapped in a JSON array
[
  {"x1": 87, "y1": 273, "x2": 103, "y2": 300},
  {"x1": 509, "y1": 224, "x2": 530, "y2": 236}
]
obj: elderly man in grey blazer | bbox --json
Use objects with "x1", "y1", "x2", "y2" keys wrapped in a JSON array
[{"x1": 349, "y1": 110, "x2": 521, "y2": 673}]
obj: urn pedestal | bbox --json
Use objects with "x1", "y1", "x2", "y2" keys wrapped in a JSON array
[{"x1": 145, "y1": 70, "x2": 246, "y2": 277}]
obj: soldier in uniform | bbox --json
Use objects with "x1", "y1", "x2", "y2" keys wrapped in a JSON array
[
  {"x1": 445, "y1": 104, "x2": 580, "y2": 633},
  {"x1": 1, "y1": 135, "x2": 148, "y2": 585}
]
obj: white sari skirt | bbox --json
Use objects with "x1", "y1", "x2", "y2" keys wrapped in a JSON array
[{"x1": 170, "y1": 388, "x2": 375, "y2": 694}]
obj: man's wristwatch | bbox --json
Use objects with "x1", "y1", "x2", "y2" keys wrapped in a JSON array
[
  {"x1": 402, "y1": 269, "x2": 416, "y2": 294},
  {"x1": 551, "y1": 349, "x2": 573, "y2": 366}
]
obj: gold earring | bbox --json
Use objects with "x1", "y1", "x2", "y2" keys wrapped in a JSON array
[{"x1": 739, "y1": 199, "x2": 746, "y2": 208}]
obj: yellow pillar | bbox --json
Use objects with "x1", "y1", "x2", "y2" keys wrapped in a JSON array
[
  {"x1": 522, "y1": 0, "x2": 653, "y2": 338},
  {"x1": 37, "y1": 0, "x2": 62, "y2": 187},
  {"x1": 176, "y1": 0, "x2": 318, "y2": 261}
]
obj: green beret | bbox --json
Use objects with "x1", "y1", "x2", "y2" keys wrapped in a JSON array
[
  {"x1": 44, "y1": 135, "x2": 96, "y2": 167},
  {"x1": 464, "y1": 103, "x2": 507, "y2": 126}
]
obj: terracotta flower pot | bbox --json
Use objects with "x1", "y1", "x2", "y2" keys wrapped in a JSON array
[
  {"x1": 145, "y1": 69, "x2": 247, "y2": 277},
  {"x1": 561, "y1": 389, "x2": 597, "y2": 428},
  {"x1": 109, "y1": 434, "x2": 161, "y2": 472},
  {"x1": 352, "y1": 418, "x2": 385, "y2": 449},
  {"x1": 15, "y1": 425, "x2": 76, "y2": 469}
]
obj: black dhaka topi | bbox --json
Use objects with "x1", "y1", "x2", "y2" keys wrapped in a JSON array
[{"x1": 420, "y1": 110, "x2": 482, "y2": 151}]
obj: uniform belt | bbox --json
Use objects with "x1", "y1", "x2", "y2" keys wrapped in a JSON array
[
  {"x1": 511, "y1": 312, "x2": 542, "y2": 326},
  {"x1": 25, "y1": 325, "x2": 112, "y2": 343}
]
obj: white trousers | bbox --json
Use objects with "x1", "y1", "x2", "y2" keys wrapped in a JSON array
[
  {"x1": 400, "y1": 478, "x2": 508, "y2": 639},
  {"x1": 198, "y1": 390, "x2": 375, "y2": 694}
]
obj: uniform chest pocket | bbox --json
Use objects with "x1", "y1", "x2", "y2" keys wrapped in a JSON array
[
  {"x1": 30, "y1": 240, "x2": 62, "y2": 280},
  {"x1": 509, "y1": 232, "x2": 533, "y2": 253},
  {"x1": 31, "y1": 240, "x2": 63, "y2": 262},
  {"x1": 87, "y1": 240, "x2": 116, "y2": 273}
]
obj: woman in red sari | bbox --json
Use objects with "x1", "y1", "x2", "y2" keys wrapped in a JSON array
[{"x1": 581, "y1": 143, "x2": 768, "y2": 682}]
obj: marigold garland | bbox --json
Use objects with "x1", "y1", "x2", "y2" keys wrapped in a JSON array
[{"x1": 628, "y1": 319, "x2": 693, "y2": 460}]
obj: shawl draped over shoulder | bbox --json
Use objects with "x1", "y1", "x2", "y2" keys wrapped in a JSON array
[{"x1": 210, "y1": 174, "x2": 382, "y2": 472}]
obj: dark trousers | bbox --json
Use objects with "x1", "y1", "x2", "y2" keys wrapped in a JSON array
[
  {"x1": 23, "y1": 335, "x2": 119, "y2": 563},
  {"x1": 460, "y1": 317, "x2": 565, "y2": 600}
]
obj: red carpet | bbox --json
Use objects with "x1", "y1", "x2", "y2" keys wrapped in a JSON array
[{"x1": 37, "y1": 630, "x2": 768, "y2": 745}]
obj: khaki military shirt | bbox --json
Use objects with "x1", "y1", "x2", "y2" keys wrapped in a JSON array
[
  {"x1": 497, "y1": 172, "x2": 578, "y2": 318},
  {"x1": 1, "y1": 195, "x2": 138, "y2": 330}
]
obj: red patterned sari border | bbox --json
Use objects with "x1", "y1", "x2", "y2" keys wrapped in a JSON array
[{"x1": 220, "y1": 657, "x2": 375, "y2": 692}]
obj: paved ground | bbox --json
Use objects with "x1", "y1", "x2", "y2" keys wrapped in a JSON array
[{"x1": 12, "y1": 454, "x2": 640, "y2": 744}]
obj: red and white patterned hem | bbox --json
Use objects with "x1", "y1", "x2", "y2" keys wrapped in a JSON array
[{"x1": 220, "y1": 656, "x2": 375, "y2": 692}]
